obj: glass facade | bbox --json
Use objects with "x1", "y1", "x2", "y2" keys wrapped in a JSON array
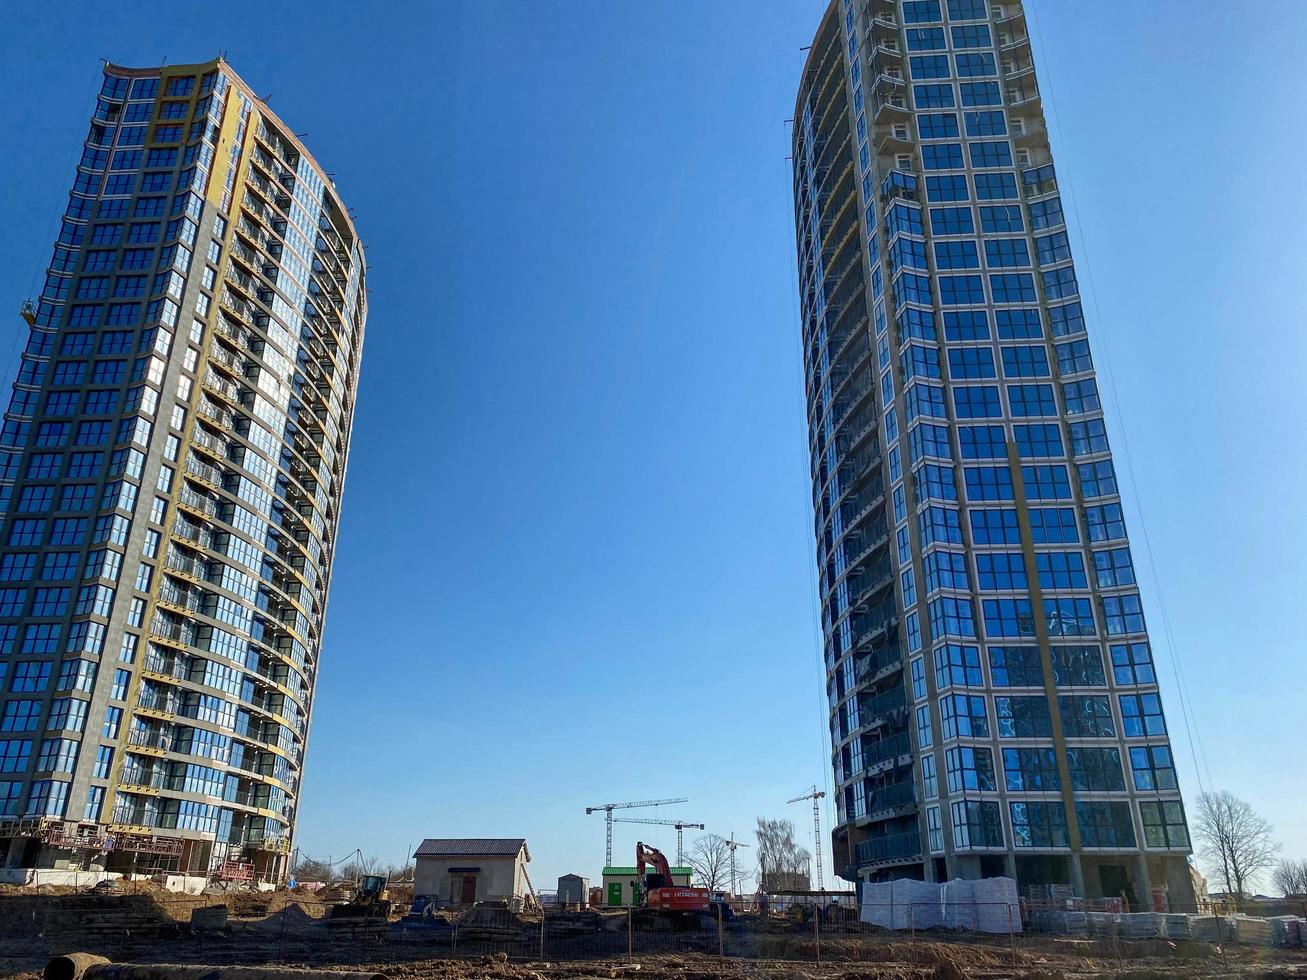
[
  {"x1": 0, "y1": 59, "x2": 365, "y2": 879},
  {"x1": 794, "y1": 0, "x2": 1193, "y2": 902}
]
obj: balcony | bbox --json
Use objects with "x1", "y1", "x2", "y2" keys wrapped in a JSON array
[
  {"x1": 866, "y1": 779, "x2": 916, "y2": 817},
  {"x1": 855, "y1": 830, "x2": 922, "y2": 867},
  {"x1": 863, "y1": 730, "x2": 911, "y2": 770}
]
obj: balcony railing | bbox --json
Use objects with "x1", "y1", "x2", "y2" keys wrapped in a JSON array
[{"x1": 855, "y1": 830, "x2": 921, "y2": 866}]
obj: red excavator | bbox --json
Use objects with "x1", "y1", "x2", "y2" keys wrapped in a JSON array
[{"x1": 634, "y1": 841, "x2": 731, "y2": 929}]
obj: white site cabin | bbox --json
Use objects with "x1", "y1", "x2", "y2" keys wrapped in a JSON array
[{"x1": 413, "y1": 837, "x2": 531, "y2": 908}]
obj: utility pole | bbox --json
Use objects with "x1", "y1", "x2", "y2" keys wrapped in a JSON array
[
  {"x1": 787, "y1": 786, "x2": 827, "y2": 890},
  {"x1": 585, "y1": 797, "x2": 688, "y2": 866},
  {"x1": 613, "y1": 818, "x2": 704, "y2": 865}
]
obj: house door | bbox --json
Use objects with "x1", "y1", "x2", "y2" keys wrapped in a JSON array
[
  {"x1": 607, "y1": 882, "x2": 622, "y2": 906},
  {"x1": 460, "y1": 875, "x2": 477, "y2": 905}
]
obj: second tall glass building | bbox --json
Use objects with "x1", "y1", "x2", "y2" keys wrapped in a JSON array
[{"x1": 794, "y1": 0, "x2": 1193, "y2": 904}]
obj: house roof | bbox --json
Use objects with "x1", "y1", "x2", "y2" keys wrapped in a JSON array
[
  {"x1": 414, "y1": 838, "x2": 530, "y2": 860},
  {"x1": 603, "y1": 866, "x2": 692, "y2": 876}
]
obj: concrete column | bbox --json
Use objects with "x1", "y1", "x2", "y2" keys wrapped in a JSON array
[
  {"x1": 1134, "y1": 853, "x2": 1154, "y2": 911},
  {"x1": 1069, "y1": 854, "x2": 1085, "y2": 897},
  {"x1": 1003, "y1": 852, "x2": 1017, "y2": 879}
]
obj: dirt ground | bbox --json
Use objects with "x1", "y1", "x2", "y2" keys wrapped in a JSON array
[{"x1": 2, "y1": 890, "x2": 1306, "y2": 980}]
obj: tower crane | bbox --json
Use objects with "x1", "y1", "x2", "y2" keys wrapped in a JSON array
[
  {"x1": 787, "y1": 786, "x2": 827, "y2": 890},
  {"x1": 613, "y1": 817, "x2": 705, "y2": 865},
  {"x1": 585, "y1": 797, "x2": 688, "y2": 866},
  {"x1": 719, "y1": 832, "x2": 751, "y2": 897}
]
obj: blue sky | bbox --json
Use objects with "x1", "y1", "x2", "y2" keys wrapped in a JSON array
[{"x1": 0, "y1": 0, "x2": 1303, "y2": 888}]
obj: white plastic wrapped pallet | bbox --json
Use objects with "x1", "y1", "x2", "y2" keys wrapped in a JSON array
[{"x1": 859, "y1": 876, "x2": 1022, "y2": 933}]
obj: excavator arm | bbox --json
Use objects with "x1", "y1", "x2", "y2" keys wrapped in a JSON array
[{"x1": 636, "y1": 841, "x2": 673, "y2": 883}]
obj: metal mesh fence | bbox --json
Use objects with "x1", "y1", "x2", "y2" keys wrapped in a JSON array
[{"x1": 4, "y1": 892, "x2": 1303, "y2": 970}]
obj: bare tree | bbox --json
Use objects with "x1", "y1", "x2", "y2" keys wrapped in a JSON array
[
  {"x1": 290, "y1": 855, "x2": 332, "y2": 881},
  {"x1": 1194, "y1": 791, "x2": 1279, "y2": 900},
  {"x1": 686, "y1": 835, "x2": 734, "y2": 891},
  {"x1": 755, "y1": 818, "x2": 812, "y2": 892},
  {"x1": 1272, "y1": 859, "x2": 1307, "y2": 898}
]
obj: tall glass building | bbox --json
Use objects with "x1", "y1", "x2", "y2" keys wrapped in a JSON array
[
  {"x1": 793, "y1": 0, "x2": 1193, "y2": 904},
  {"x1": 0, "y1": 59, "x2": 365, "y2": 881}
]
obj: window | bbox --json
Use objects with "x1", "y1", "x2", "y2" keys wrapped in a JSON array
[
  {"x1": 911, "y1": 56, "x2": 952, "y2": 81},
  {"x1": 1013, "y1": 423, "x2": 1061, "y2": 458},
  {"x1": 965, "y1": 110, "x2": 1007, "y2": 137},
  {"x1": 1036, "y1": 551, "x2": 1086, "y2": 590},
  {"x1": 0, "y1": 739, "x2": 32, "y2": 773},
  {"x1": 1056, "y1": 338, "x2": 1093, "y2": 375},
  {"x1": 990, "y1": 272, "x2": 1037, "y2": 303},
  {"x1": 914, "y1": 84, "x2": 956, "y2": 109},
  {"x1": 1130, "y1": 745, "x2": 1177, "y2": 791},
  {"x1": 1044, "y1": 596, "x2": 1095, "y2": 636},
  {"x1": 941, "y1": 694, "x2": 988, "y2": 739},
  {"x1": 960, "y1": 81, "x2": 1002, "y2": 106},
  {"x1": 10, "y1": 661, "x2": 53, "y2": 692},
  {"x1": 946, "y1": 745, "x2": 996, "y2": 792},
  {"x1": 947, "y1": 0, "x2": 986, "y2": 17},
  {"x1": 24, "y1": 779, "x2": 70, "y2": 818},
  {"x1": 1030, "y1": 196, "x2": 1065, "y2": 230},
  {"x1": 2, "y1": 700, "x2": 42, "y2": 732},
  {"x1": 1030, "y1": 507, "x2": 1078, "y2": 543},
  {"x1": 965, "y1": 465, "x2": 1014, "y2": 500},
  {"x1": 1062, "y1": 378, "x2": 1100, "y2": 415},
  {"x1": 929, "y1": 595, "x2": 976, "y2": 639},
  {"x1": 915, "y1": 463, "x2": 957, "y2": 502},
  {"x1": 958, "y1": 424, "x2": 1005, "y2": 459},
  {"x1": 1067, "y1": 746, "x2": 1125, "y2": 791},
  {"x1": 1078, "y1": 459, "x2": 1118, "y2": 498},
  {"x1": 1102, "y1": 593, "x2": 1145, "y2": 636},
  {"x1": 951, "y1": 24, "x2": 992, "y2": 47},
  {"x1": 919, "y1": 505, "x2": 962, "y2": 546},
  {"x1": 974, "y1": 172, "x2": 1018, "y2": 200},
  {"x1": 975, "y1": 552, "x2": 1026, "y2": 590},
  {"x1": 1002, "y1": 345, "x2": 1049, "y2": 378},
  {"x1": 1010, "y1": 801, "x2": 1067, "y2": 848},
  {"x1": 907, "y1": 27, "x2": 947, "y2": 51},
  {"x1": 954, "y1": 385, "x2": 1002, "y2": 419},
  {"x1": 1003, "y1": 747, "x2": 1060, "y2": 791},
  {"x1": 903, "y1": 0, "x2": 943, "y2": 23},
  {"x1": 1140, "y1": 801, "x2": 1189, "y2": 848},
  {"x1": 930, "y1": 206, "x2": 973, "y2": 235},
  {"x1": 1075, "y1": 801, "x2": 1136, "y2": 848},
  {"x1": 926, "y1": 174, "x2": 969, "y2": 201},
  {"x1": 925, "y1": 550, "x2": 970, "y2": 592},
  {"x1": 1058, "y1": 694, "x2": 1114, "y2": 737},
  {"x1": 1036, "y1": 230, "x2": 1072, "y2": 265},
  {"x1": 943, "y1": 309, "x2": 989, "y2": 340},
  {"x1": 948, "y1": 346, "x2": 995, "y2": 378},
  {"x1": 955, "y1": 53, "x2": 996, "y2": 77},
  {"x1": 970, "y1": 508, "x2": 1019, "y2": 544},
  {"x1": 953, "y1": 800, "x2": 1004, "y2": 848},
  {"x1": 985, "y1": 238, "x2": 1029, "y2": 268},
  {"x1": 995, "y1": 694, "x2": 1051, "y2": 737},
  {"x1": 1008, "y1": 383, "x2": 1058, "y2": 417},
  {"x1": 1111, "y1": 642, "x2": 1154, "y2": 685},
  {"x1": 1093, "y1": 547, "x2": 1135, "y2": 588},
  {"x1": 917, "y1": 704, "x2": 933, "y2": 747},
  {"x1": 934, "y1": 239, "x2": 979, "y2": 268},
  {"x1": 935, "y1": 644, "x2": 982, "y2": 688},
  {"x1": 909, "y1": 422, "x2": 952, "y2": 462},
  {"x1": 983, "y1": 598, "x2": 1035, "y2": 638},
  {"x1": 918, "y1": 113, "x2": 960, "y2": 140},
  {"x1": 922, "y1": 754, "x2": 938, "y2": 798}
]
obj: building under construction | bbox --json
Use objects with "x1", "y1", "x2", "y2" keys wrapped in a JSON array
[{"x1": 0, "y1": 58, "x2": 365, "y2": 882}]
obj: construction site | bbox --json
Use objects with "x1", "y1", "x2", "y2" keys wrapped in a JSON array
[{"x1": 2, "y1": 878, "x2": 1307, "y2": 980}]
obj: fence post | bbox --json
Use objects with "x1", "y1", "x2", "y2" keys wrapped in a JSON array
[
  {"x1": 1007, "y1": 903, "x2": 1016, "y2": 966},
  {"x1": 909, "y1": 902, "x2": 915, "y2": 943},
  {"x1": 539, "y1": 912, "x2": 545, "y2": 961},
  {"x1": 627, "y1": 907, "x2": 633, "y2": 961},
  {"x1": 814, "y1": 904, "x2": 821, "y2": 964},
  {"x1": 279, "y1": 899, "x2": 287, "y2": 959},
  {"x1": 716, "y1": 903, "x2": 724, "y2": 959},
  {"x1": 1110, "y1": 910, "x2": 1121, "y2": 972},
  {"x1": 452, "y1": 920, "x2": 458, "y2": 957}
]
